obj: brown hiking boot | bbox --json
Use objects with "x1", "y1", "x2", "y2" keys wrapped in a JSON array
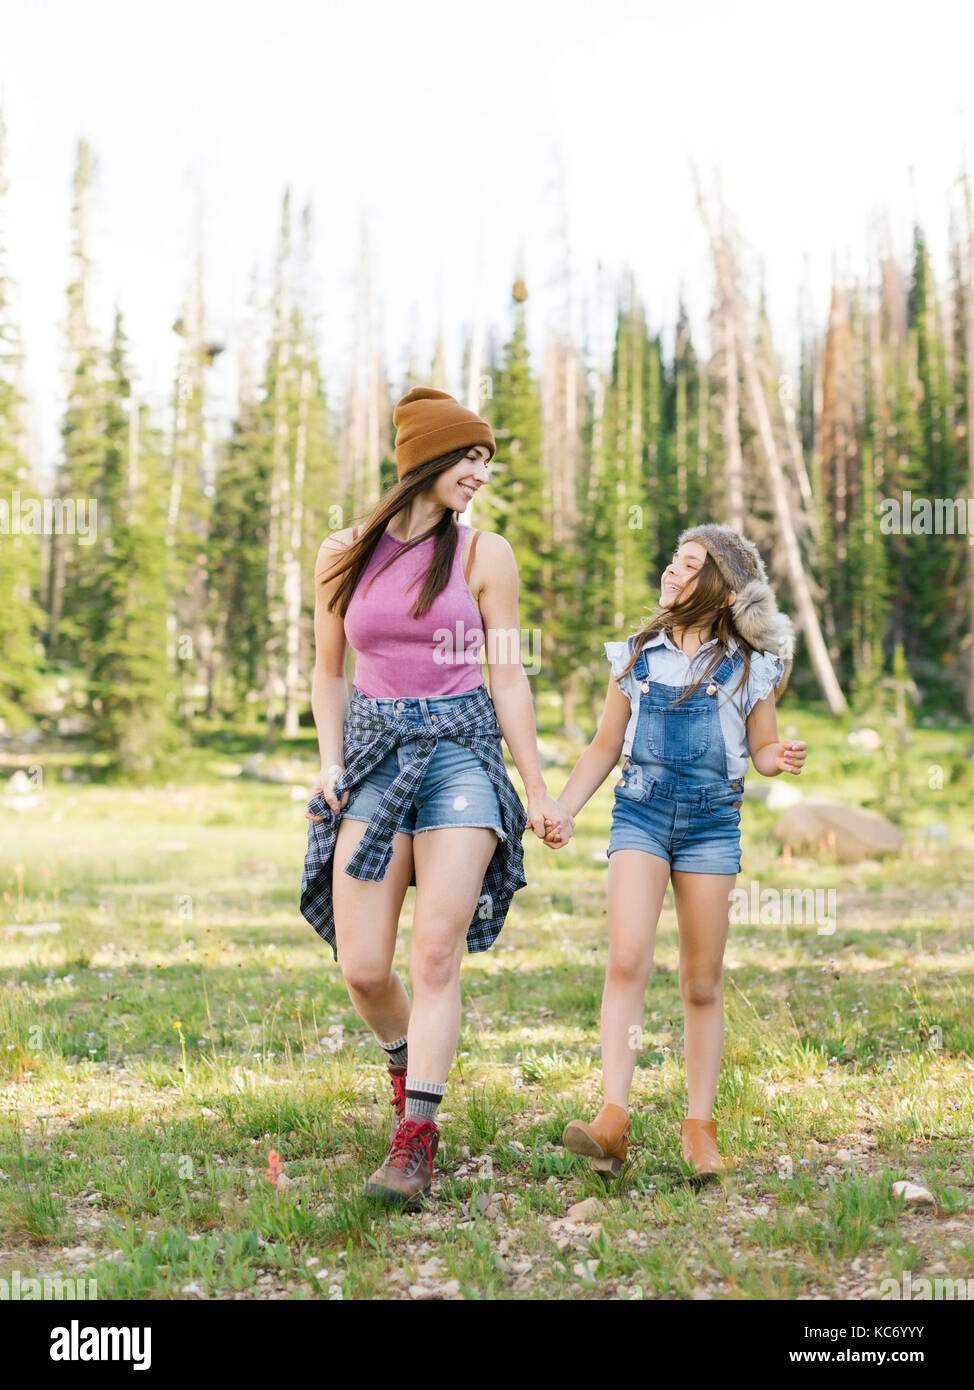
[
  {"x1": 364, "y1": 1118, "x2": 439, "y2": 1207},
  {"x1": 388, "y1": 1066, "x2": 407, "y2": 1135},
  {"x1": 562, "y1": 1103, "x2": 631, "y2": 1178},
  {"x1": 679, "y1": 1118, "x2": 732, "y2": 1176}
]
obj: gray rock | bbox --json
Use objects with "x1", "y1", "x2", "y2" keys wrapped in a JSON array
[{"x1": 775, "y1": 799, "x2": 902, "y2": 862}]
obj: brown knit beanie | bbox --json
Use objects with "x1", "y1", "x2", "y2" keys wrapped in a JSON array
[{"x1": 393, "y1": 387, "x2": 496, "y2": 480}]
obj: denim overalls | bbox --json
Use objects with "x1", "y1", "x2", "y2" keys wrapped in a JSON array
[{"x1": 607, "y1": 638, "x2": 746, "y2": 873}]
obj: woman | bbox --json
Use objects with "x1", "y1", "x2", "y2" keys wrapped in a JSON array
[{"x1": 300, "y1": 386, "x2": 570, "y2": 1207}]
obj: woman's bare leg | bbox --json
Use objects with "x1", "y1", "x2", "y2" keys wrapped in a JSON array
[
  {"x1": 332, "y1": 816, "x2": 414, "y2": 1041},
  {"x1": 407, "y1": 826, "x2": 499, "y2": 1082}
]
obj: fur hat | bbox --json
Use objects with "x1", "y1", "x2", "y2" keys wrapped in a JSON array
[{"x1": 676, "y1": 523, "x2": 796, "y2": 689}]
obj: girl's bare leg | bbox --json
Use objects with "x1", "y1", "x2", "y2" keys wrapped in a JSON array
[
  {"x1": 600, "y1": 850, "x2": 672, "y2": 1108},
  {"x1": 671, "y1": 869, "x2": 736, "y2": 1119}
]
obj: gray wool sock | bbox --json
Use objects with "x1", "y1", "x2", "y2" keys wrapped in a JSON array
[
  {"x1": 377, "y1": 1035, "x2": 408, "y2": 1070},
  {"x1": 404, "y1": 1079, "x2": 446, "y2": 1123}
]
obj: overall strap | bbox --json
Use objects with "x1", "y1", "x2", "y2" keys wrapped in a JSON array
[
  {"x1": 708, "y1": 646, "x2": 746, "y2": 687},
  {"x1": 630, "y1": 635, "x2": 650, "y2": 682},
  {"x1": 463, "y1": 528, "x2": 480, "y2": 585}
]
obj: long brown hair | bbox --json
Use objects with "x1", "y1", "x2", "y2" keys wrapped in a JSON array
[
  {"x1": 616, "y1": 550, "x2": 765, "y2": 707},
  {"x1": 317, "y1": 448, "x2": 473, "y2": 619}
]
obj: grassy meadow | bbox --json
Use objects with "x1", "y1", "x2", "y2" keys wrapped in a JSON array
[{"x1": 1, "y1": 700, "x2": 973, "y2": 1301}]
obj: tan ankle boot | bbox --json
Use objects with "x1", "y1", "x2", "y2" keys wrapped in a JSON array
[
  {"x1": 562, "y1": 1104, "x2": 631, "y2": 1178},
  {"x1": 680, "y1": 1118, "x2": 732, "y2": 1175}
]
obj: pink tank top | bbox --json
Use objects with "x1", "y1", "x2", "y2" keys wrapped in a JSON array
[{"x1": 344, "y1": 523, "x2": 486, "y2": 697}]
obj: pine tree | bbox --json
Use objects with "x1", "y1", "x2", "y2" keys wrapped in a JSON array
[
  {"x1": 88, "y1": 310, "x2": 178, "y2": 774},
  {"x1": 480, "y1": 286, "x2": 546, "y2": 680},
  {"x1": 0, "y1": 101, "x2": 43, "y2": 730},
  {"x1": 209, "y1": 270, "x2": 271, "y2": 710},
  {"x1": 166, "y1": 231, "x2": 212, "y2": 716},
  {"x1": 50, "y1": 138, "x2": 105, "y2": 667}
]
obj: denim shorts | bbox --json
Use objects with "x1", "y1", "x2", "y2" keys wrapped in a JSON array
[
  {"x1": 607, "y1": 764, "x2": 742, "y2": 873},
  {"x1": 342, "y1": 689, "x2": 505, "y2": 840}
]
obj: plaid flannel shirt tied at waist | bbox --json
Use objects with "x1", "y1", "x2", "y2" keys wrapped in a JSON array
[{"x1": 299, "y1": 683, "x2": 529, "y2": 960}]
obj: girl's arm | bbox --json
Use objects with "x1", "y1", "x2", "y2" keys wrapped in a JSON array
[
  {"x1": 552, "y1": 674, "x2": 632, "y2": 820},
  {"x1": 746, "y1": 693, "x2": 807, "y2": 776},
  {"x1": 307, "y1": 532, "x2": 354, "y2": 818},
  {"x1": 474, "y1": 532, "x2": 570, "y2": 840}
]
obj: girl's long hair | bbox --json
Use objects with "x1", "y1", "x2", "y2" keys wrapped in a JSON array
[
  {"x1": 317, "y1": 447, "x2": 472, "y2": 619},
  {"x1": 616, "y1": 550, "x2": 779, "y2": 706}
]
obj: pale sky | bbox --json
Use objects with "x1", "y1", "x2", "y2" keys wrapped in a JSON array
[{"x1": 2, "y1": 0, "x2": 973, "y2": 481}]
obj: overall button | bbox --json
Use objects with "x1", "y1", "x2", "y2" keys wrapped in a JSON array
[{"x1": 732, "y1": 800, "x2": 742, "y2": 808}]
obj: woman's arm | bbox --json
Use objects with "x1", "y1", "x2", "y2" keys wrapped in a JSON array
[
  {"x1": 308, "y1": 532, "x2": 354, "y2": 817},
  {"x1": 552, "y1": 675, "x2": 631, "y2": 821},
  {"x1": 473, "y1": 531, "x2": 570, "y2": 840},
  {"x1": 746, "y1": 693, "x2": 807, "y2": 776}
]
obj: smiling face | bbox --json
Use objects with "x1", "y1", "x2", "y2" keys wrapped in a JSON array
[
  {"x1": 433, "y1": 444, "x2": 492, "y2": 513},
  {"x1": 660, "y1": 540, "x2": 709, "y2": 607}
]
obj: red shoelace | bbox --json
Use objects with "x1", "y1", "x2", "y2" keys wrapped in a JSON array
[
  {"x1": 387, "y1": 1119, "x2": 437, "y2": 1178},
  {"x1": 389, "y1": 1071, "x2": 407, "y2": 1121}
]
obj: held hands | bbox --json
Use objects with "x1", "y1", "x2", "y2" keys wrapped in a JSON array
[
  {"x1": 527, "y1": 793, "x2": 574, "y2": 847},
  {"x1": 306, "y1": 762, "x2": 349, "y2": 821},
  {"x1": 773, "y1": 740, "x2": 808, "y2": 775},
  {"x1": 542, "y1": 799, "x2": 575, "y2": 850}
]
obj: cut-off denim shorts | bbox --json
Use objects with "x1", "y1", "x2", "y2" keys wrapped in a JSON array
[
  {"x1": 608, "y1": 769, "x2": 743, "y2": 873},
  {"x1": 342, "y1": 687, "x2": 506, "y2": 840}
]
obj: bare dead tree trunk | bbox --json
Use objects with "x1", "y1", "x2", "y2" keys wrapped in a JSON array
[
  {"x1": 364, "y1": 220, "x2": 382, "y2": 509},
  {"x1": 464, "y1": 232, "x2": 487, "y2": 527},
  {"x1": 715, "y1": 208, "x2": 745, "y2": 530},
  {"x1": 283, "y1": 360, "x2": 310, "y2": 739},
  {"x1": 962, "y1": 164, "x2": 974, "y2": 751},
  {"x1": 127, "y1": 390, "x2": 140, "y2": 523},
  {"x1": 694, "y1": 167, "x2": 847, "y2": 714}
]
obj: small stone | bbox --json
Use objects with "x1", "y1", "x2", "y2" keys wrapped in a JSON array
[
  {"x1": 566, "y1": 1197, "x2": 603, "y2": 1221},
  {"x1": 891, "y1": 1180, "x2": 936, "y2": 1208}
]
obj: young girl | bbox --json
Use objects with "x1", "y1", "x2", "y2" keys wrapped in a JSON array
[
  {"x1": 301, "y1": 386, "x2": 567, "y2": 1208},
  {"x1": 544, "y1": 524, "x2": 807, "y2": 1177}
]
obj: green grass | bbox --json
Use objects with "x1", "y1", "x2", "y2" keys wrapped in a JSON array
[{"x1": 1, "y1": 702, "x2": 973, "y2": 1298}]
